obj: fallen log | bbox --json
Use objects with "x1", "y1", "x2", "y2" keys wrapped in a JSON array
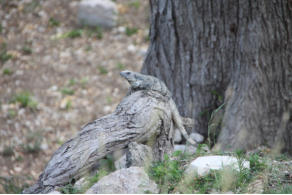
[{"x1": 23, "y1": 90, "x2": 179, "y2": 193}]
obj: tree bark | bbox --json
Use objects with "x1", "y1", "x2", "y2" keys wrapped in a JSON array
[
  {"x1": 23, "y1": 90, "x2": 175, "y2": 193},
  {"x1": 142, "y1": 0, "x2": 292, "y2": 153}
]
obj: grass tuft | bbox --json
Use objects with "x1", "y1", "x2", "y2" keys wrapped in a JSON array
[
  {"x1": 125, "y1": 27, "x2": 138, "y2": 36},
  {"x1": 98, "y1": 66, "x2": 108, "y2": 75},
  {"x1": 11, "y1": 91, "x2": 38, "y2": 110},
  {"x1": 61, "y1": 87, "x2": 75, "y2": 95},
  {"x1": 48, "y1": 17, "x2": 60, "y2": 27},
  {"x1": 3, "y1": 68, "x2": 13, "y2": 75}
]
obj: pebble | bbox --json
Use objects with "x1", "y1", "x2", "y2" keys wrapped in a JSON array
[
  {"x1": 103, "y1": 105, "x2": 111, "y2": 113},
  {"x1": 127, "y1": 44, "x2": 136, "y2": 53},
  {"x1": 117, "y1": 26, "x2": 126, "y2": 33},
  {"x1": 41, "y1": 142, "x2": 48, "y2": 151}
]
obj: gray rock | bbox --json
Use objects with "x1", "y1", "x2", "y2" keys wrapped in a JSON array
[
  {"x1": 48, "y1": 190, "x2": 61, "y2": 194},
  {"x1": 185, "y1": 144, "x2": 197, "y2": 155},
  {"x1": 185, "y1": 155, "x2": 250, "y2": 177},
  {"x1": 77, "y1": 0, "x2": 117, "y2": 28},
  {"x1": 174, "y1": 144, "x2": 197, "y2": 155},
  {"x1": 126, "y1": 142, "x2": 153, "y2": 168},
  {"x1": 190, "y1": 132, "x2": 204, "y2": 143},
  {"x1": 114, "y1": 153, "x2": 127, "y2": 169},
  {"x1": 114, "y1": 142, "x2": 153, "y2": 170},
  {"x1": 174, "y1": 144, "x2": 186, "y2": 152},
  {"x1": 173, "y1": 129, "x2": 182, "y2": 143},
  {"x1": 85, "y1": 167, "x2": 159, "y2": 194},
  {"x1": 74, "y1": 177, "x2": 89, "y2": 191}
]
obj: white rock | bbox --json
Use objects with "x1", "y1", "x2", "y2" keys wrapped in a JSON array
[
  {"x1": 127, "y1": 44, "x2": 136, "y2": 53},
  {"x1": 40, "y1": 142, "x2": 48, "y2": 151},
  {"x1": 86, "y1": 167, "x2": 159, "y2": 194},
  {"x1": 77, "y1": 0, "x2": 117, "y2": 28},
  {"x1": 190, "y1": 132, "x2": 204, "y2": 143},
  {"x1": 117, "y1": 26, "x2": 126, "y2": 33},
  {"x1": 103, "y1": 105, "x2": 111, "y2": 113},
  {"x1": 185, "y1": 155, "x2": 250, "y2": 177},
  {"x1": 48, "y1": 190, "x2": 61, "y2": 194},
  {"x1": 173, "y1": 129, "x2": 182, "y2": 143},
  {"x1": 15, "y1": 70, "x2": 24, "y2": 76}
]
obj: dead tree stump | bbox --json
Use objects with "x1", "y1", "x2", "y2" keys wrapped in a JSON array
[{"x1": 23, "y1": 90, "x2": 177, "y2": 193}]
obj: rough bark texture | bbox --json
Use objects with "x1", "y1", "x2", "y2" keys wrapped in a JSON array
[
  {"x1": 142, "y1": 0, "x2": 292, "y2": 153},
  {"x1": 23, "y1": 90, "x2": 175, "y2": 193}
]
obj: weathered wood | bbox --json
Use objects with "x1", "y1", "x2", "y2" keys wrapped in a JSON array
[{"x1": 23, "y1": 90, "x2": 176, "y2": 193}]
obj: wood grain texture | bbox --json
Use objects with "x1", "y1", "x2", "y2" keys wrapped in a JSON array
[
  {"x1": 142, "y1": 0, "x2": 292, "y2": 153},
  {"x1": 23, "y1": 90, "x2": 175, "y2": 193}
]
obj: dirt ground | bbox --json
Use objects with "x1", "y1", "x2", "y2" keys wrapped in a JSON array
[{"x1": 0, "y1": 0, "x2": 149, "y2": 192}]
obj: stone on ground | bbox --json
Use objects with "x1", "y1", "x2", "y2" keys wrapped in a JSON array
[
  {"x1": 77, "y1": 0, "x2": 118, "y2": 28},
  {"x1": 126, "y1": 142, "x2": 153, "y2": 167},
  {"x1": 173, "y1": 129, "x2": 182, "y2": 143},
  {"x1": 190, "y1": 132, "x2": 204, "y2": 143},
  {"x1": 174, "y1": 144, "x2": 197, "y2": 155},
  {"x1": 114, "y1": 142, "x2": 153, "y2": 169},
  {"x1": 185, "y1": 155, "x2": 250, "y2": 177},
  {"x1": 85, "y1": 167, "x2": 159, "y2": 194}
]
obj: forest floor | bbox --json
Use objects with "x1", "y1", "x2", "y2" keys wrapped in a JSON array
[
  {"x1": 0, "y1": 0, "x2": 149, "y2": 193},
  {"x1": 0, "y1": 0, "x2": 291, "y2": 194}
]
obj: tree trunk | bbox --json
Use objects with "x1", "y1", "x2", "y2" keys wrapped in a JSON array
[{"x1": 142, "y1": 0, "x2": 292, "y2": 153}]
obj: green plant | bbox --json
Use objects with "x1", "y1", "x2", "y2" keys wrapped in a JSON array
[
  {"x1": 15, "y1": 156, "x2": 23, "y2": 162},
  {"x1": 23, "y1": 0, "x2": 39, "y2": 13},
  {"x1": 195, "y1": 144, "x2": 208, "y2": 156},
  {"x1": 265, "y1": 184, "x2": 292, "y2": 194},
  {"x1": 106, "y1": 96, "x2": 112, "y2": 104},
  {"x1": 87, "y1": 169, "x2": 108, "y2": 188},
  {"x1": 11, "y1": 91, "x2": 38, "y2": 110},
  {"x1": 148, "y1": 154, "x2": 184, "y2": 193},
  {"x1": 98, "y1": 66, "x2": 108, "y2": 75},
  {"x1": 207, "y1": 103, "x2": 224, "y2": 147},
  {"x1": 128, "y1": 0, "x2": 141, "y2": 9},
  {"x1": 1, "y1": 145, "x2": 14, "y2": 157},
  {"x1": 0, "y1": 176, "x2": 29, "y2": 193},
  {"x1": 68, "y1": 79, "x2": 77, "y2": 87},
  {"x1": 274, "y1": 153, "x2": 289, "y2": 161},
  {"x1": 210, "y1": 90, "x2": 223, "y2": 102},
  {"x1": 125, "y1": 27, "x2": 138, "y2": 36},
  {"x1": 22, "y1": 46, "x2": 32, "y2": 55},
  {"x1": 60, "y1": 183, "x2": 81, "y2": 194},
  {"x1": 61, "y1": 87, "x2": 75, "y2": 95},
  {"x1": 3, "y1": 68, "x2": 13, "y2": 75},
  {"x1": 249, "y1": 153, "x2": 266, "y2": 173},
  {"x1": 23, "y1": 131, "x2": 43, "y2": 154},
  {"x1": 65, "y1": 100, "x2": 72, "y2": 110},
  {"x1": 85, "y1": 27, "x2": 103, "y2": 39},
  {"x1": 0, "y1": 24, "x2": 2, "y2": 33},
  {"x1": 0, "y1": 43, "x2": 12, "y2": 63},
  {"x1": 85, "y1": 45, "x2": 92, "y2": 52},
  {"x1": 49, "y1": 17, "x2": 60, "y2": 27},
  {"x1": 98, "y1": 156, "x2": 116, "y2": 172},
  {"x1": 116, "y1": 62, "x2": 125, "y2": 70},
  {"x1": 80, "y1": 77, "x2": 89, "y2": 88},
  {"x1": 94, "y1": 27, "x2": 103, "y2": 39},
  {"x1": 63, "y1": 30, "x2": 82, "y2": 39},
  {"x1": 191, "y1": 170, "x2": 222, "y2": 193}
]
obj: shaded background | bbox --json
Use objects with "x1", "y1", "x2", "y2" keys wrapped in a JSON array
[{"x1": 0, "y1": 0, "x2": 149, "y2": 192}]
